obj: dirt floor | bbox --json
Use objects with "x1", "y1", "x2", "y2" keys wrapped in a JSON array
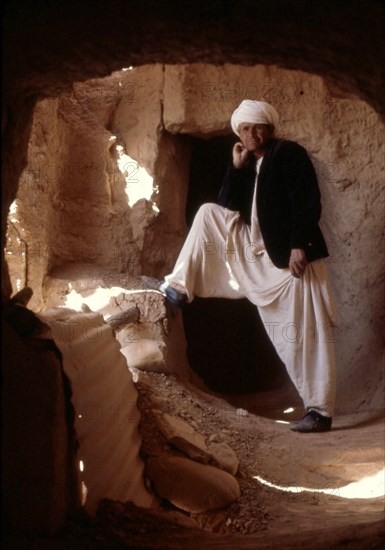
[{"x1": 5, "y1": 370, "x2": 384, "y2": 549}]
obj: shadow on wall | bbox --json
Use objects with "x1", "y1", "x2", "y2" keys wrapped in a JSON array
[
  {"x1": 182, "y1": 135, "x2": 290, "y2": 394},
  {"x1": 183, "y1": 297, "x2": 288, "y2": 393},
  {"x1": 185, "y1": 135, "x2": 236, "y2": 227}
]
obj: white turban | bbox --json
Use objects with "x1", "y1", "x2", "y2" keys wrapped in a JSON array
[{"x1": 231, "y1": 100, "x2": 279, "y2": 136}]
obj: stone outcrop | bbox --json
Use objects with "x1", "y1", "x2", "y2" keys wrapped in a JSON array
[
  {"x1": 139, "y1": 402, "x2": 240, "y2": 512},
  {"x1": 153, "y1": 412, "x2": 239, "y2": 475},
  {"x1": 146, "y1": 455, "x2": 240, "y2": 513},
  {"x1": 40, "y1": 265, "x2": 192, "y2": 380},
  {"x1": 121, "y1": 339, "x2": 166, "y2": 373},
  {"x1": 1, "y1": 320, "x2": 77, "y2": 533},
  {"x1": 137, "y1": 386, "x2": 240, "y2": 513},
  {"x1": 207, "y1": 443, "x2": 239, "y2": 476},
  {"x1": 154, "y1": 412, "x2": 211, "y2": 463},
  {"x1": 106, "y1": 306, "x2": 140, "y2": 331},
  {"x1": 38, "y1": 307, "x2": 155, "y2": 515}
]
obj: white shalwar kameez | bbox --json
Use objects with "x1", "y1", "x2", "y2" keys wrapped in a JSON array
[{"x1": 165, "y1": 158, "x2": 337, "y2": 417}]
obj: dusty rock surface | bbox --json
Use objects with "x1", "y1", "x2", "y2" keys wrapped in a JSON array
[
  {"x1": 4, "y1": 368, "x2": 383, "y2": 548},
  {"x1": 120, "y1": 339, "x2": 166, "y2": 373},
  {"x1": 4, "y1": 266, "x2": 384, "y2": 543},
  {"x1": 207, "y1": 442, "x2": 239, "y2": 475},
  {"x1": 154, "y1": 412, "x2": 210, "y2": 462},
  {"x1": 146, "y1": 455, "x2": 240, "y2": 513},
  {"x1": 37, "y1": 307, "x2": 155, "y2": 515},
  {"x1": 36, "y1": 264, "x2": 192, "y2": 380},
  {"x1": 134, "y1": 371, "x2": 384, "y2": 538}
]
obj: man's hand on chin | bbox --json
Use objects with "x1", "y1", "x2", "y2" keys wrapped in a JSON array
[{"x1": 232, "y1": 142, "x2": 249, "y2": 169}]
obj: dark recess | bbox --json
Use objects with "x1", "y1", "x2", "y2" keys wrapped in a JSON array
[{"x1": 183, "y1": 135, "x2": 286, "y2": 393}]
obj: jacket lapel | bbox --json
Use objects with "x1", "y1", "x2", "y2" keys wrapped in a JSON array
[{"x1": 257, "y1": 139, "x2": 276, "y2": 192}]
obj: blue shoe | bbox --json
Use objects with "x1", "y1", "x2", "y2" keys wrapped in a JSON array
[
  {"x1": 141, "y1": 276, "x2": 187, "y2": 307},
  {"x1": 161, "y1": 282, "x2": 188, "y2": 307},
  {"x1": 290, "y1": 410, "x2": 332, "y2": 433},
  {"x1": 141, "y1": 275, "x2": 165, "y2": 292}
]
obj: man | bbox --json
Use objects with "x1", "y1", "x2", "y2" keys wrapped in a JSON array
[{"x1": 146, "y1": 100, "x2": 337, "y2": 433}]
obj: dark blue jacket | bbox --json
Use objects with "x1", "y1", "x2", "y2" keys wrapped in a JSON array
[{"x1": 218, "y1": 139, "x2": 329, "y2": 268}]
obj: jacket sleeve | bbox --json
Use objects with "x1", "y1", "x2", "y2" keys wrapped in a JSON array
[
  {"x1": 283, "y1": 143, "x2": 322, "y2": 249},
  {"x1": 217, "y1": 165, "x2": 243, "y2": 210},
  {"x1": 217, "y1": 158, "x2": 255, "y2": 217}
]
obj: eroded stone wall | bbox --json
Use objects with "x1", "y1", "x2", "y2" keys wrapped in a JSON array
[{"x1": 6, "y1": 66, "x2": 190, "y2": 306}]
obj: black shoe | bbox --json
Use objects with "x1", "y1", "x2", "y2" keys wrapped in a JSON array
[{"x1": 290, "y1": 410, "x2": 332, "y2": 433}]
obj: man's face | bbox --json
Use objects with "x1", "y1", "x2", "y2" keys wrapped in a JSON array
[{"x1": 238, "y1": 123, "x2": 274, "y2": 152}]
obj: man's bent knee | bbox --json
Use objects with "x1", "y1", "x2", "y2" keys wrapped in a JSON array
[
  {"x1": 197, "y1": 202, "x2": 224, "y2": 216},
  {"x1": 195, "y1": 203, "x2": 226, "y2": 224}
]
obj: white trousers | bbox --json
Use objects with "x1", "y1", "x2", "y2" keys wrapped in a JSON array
[{"x1": 165, "y1": 203, "x2": 337, "y2": 417}]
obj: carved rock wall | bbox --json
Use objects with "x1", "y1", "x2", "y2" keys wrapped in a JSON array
[{"x1": 6, "y1": 67, "x2": 189, "y2": 308}]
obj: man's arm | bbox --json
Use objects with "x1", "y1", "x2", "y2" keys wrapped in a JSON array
[
  {"x1": 218, "y1": 143, "x2": 253, "y2": 213},
  {"x1": 217, "y1": 165, "x2": 242, "y2": 208}
]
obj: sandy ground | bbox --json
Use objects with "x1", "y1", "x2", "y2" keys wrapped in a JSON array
[
  {"x1": 135, "y1": 372, "x2": 385, "y2": 538},
  {"x1": 4, "y1": 266, "x2": 384, "y2": 548},
  {"x1": 6, "y1": 370, "x2": 384, "y2": 549}
]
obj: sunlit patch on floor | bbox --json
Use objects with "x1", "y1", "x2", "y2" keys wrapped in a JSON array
[{"x1": 253, "y1": 467, "x2": 385, "y2": 499}]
